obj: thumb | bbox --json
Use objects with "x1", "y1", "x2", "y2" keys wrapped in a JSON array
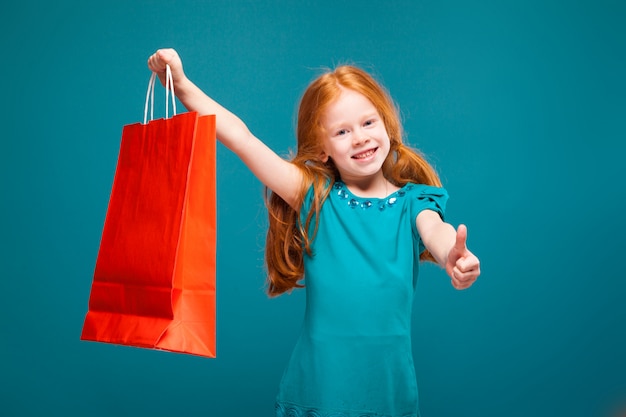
[
  {"x1": 156, "y1": 48, "x2": 175, "y2": 65},
  {"x1": 454, "y1": 224, "x2": 468, "y2": 252},
  {"x1": 147, "y1": 48, "x2": 177, "y2": 73}
]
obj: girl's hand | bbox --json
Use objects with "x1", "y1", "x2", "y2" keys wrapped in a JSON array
[
  {"x1": 445, "y1": 224, "x2": 480, "y2": 290},
  {"x1": 147, "y1": 48, "x2": 186, "y2": 88}
]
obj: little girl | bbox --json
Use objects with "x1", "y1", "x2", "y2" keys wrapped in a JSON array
[{"x1": 148, "y1": 49, "x2": 480, "y2": 417}]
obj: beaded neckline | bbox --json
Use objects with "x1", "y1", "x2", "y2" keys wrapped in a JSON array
[{"x1": 332, "y1": 181, "x2": 414, "y2": 211}]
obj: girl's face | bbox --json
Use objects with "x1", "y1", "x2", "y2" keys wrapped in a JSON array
[{"x1": 320, "y1": 88, "x2": 391, "y2": 186}]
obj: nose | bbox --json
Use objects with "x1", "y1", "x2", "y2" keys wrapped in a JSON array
[{"x1": 353, "y1": 130, "x2": 370, "y2": 146}]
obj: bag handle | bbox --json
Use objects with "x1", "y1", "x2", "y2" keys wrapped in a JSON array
[{"x1": 143, "y1": 64, "x2": 177, "y2": 124}]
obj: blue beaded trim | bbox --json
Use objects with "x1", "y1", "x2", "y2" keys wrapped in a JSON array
[{"x1": 333, "y1": 181, "x2": 413, "y2": 211}]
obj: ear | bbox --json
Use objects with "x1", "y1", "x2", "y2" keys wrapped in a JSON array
[{"x1": 318, "y1": 144, "x2": 330, "y2": 164}]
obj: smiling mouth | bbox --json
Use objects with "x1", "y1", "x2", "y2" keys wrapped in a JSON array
[{"x1": 352, "y1": 148, "x2": 378, "y2": 159}]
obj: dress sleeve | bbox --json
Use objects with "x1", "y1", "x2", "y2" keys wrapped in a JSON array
[{"x1": 410, "y1": 185, "x2": 449, "y2": 254}]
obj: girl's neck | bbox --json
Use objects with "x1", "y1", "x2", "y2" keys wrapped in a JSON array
[{"x1": 341, "y1": 173, "x2": 400, "y2": 199}]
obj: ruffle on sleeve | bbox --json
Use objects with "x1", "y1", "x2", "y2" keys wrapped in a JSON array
[{"x1": 415, "y1": 185, "x2": 448, "y2": 220}]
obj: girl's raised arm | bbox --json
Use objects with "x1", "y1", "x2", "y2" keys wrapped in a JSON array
[{"x1": 147, "y1": 48, "x2": 303, "y2": 208}]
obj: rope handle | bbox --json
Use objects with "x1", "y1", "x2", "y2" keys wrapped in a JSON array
[{"x1": 143, "y1": 64, "x2": 177, "y2": 124}]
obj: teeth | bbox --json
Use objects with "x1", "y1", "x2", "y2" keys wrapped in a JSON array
[{"x1": 354, "y1": 149, "x2": 375, "y2": 159}]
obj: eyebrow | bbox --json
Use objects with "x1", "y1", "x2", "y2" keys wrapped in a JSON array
[{"x1": 326, "y1": 112, "x2": 380, "y2": 130}]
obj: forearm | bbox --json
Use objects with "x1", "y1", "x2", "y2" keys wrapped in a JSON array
[
  {"x1": 422, "y1": 220, "x2": 456, "y2": 268},
  {"x1": 417, "y1": 210, "x2": 480, "y2": 288},
  {"x1": 146, "y1": 48, "x2": 303, "y2": 206},
  {"x1": 175, "y1": 76, "x2": 253, "y2": 153},
  {"x1": 174, "y1": 74, "x2": 303, "y2": 207}
]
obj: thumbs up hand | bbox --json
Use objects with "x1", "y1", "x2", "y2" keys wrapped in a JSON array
[{"x1": 445, "y1": 224, "x2": 480, "y2": 290}]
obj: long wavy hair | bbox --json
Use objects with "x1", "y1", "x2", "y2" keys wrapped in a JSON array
[{"x1": 264, "y1": 65, "x2": 442, "y2": 296}]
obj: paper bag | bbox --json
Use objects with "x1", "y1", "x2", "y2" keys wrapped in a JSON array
[{"x1": 81, "y1": 67, "x2": 216, "y2": 357}]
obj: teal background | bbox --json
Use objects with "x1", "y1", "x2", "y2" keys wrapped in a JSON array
[{"x1": 2, "y1": 1, "x2": 625, "y2": 416}]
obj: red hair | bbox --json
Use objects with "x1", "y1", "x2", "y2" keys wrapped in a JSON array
[{"x1": 264, "y1": 65, "x2": 441, "y2": 296}]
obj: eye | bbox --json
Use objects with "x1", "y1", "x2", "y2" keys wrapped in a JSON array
[
  {"x1": 364, "y1": 119, "x2": 376, "y2": 127},
  {"x1": 335, "y1": 129, "x2": 348, "y2": 136}
]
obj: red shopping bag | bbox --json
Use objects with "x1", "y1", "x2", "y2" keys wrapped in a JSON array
[{"x1": 81, "y1": 67, "x2": 216, "y2": 357}]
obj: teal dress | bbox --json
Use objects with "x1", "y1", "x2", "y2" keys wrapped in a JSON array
[{"x1": 275, "y1": 181, "x2": 448, "y2": 417}]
